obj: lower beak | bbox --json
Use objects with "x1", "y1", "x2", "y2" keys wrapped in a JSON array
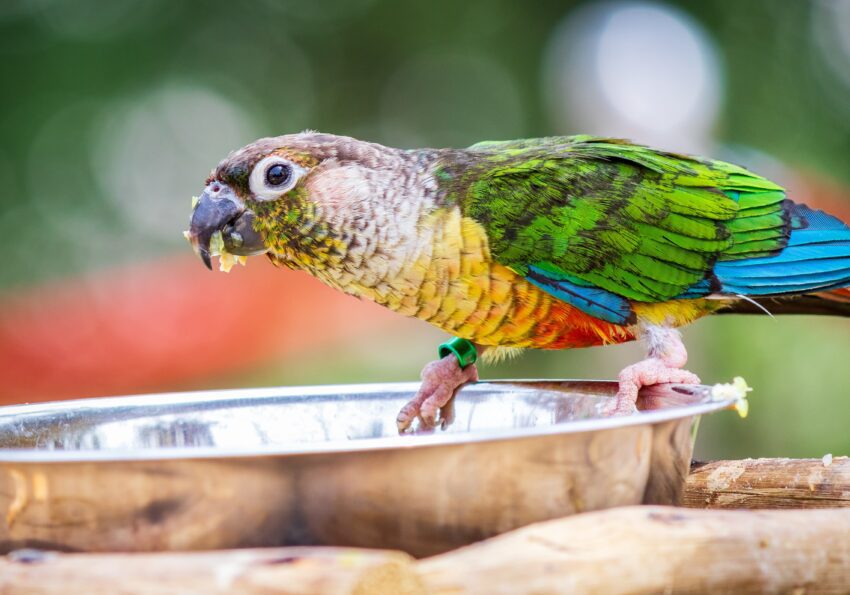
[{"x1": 187, "y1": 183, "x2": 266, "y2": 270}]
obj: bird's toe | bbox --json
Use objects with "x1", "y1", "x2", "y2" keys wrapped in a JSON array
[
  {"x1": 397, "y1": 355, "x2": 478, "y2": 432},
  {"x1": 607, "y1": 357, "x2": 701, "y2": 416}
]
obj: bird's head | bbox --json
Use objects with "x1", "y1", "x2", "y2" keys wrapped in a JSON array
[{"x1": 186, "y1": 131, "x2": 397, "y2": 271}]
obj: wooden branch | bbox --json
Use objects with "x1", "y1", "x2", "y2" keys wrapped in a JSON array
[
  {"x1": 3, "y1": 506, "x2": 849, "y2": 593},
  {"x1": 4, "y1": 458, "x2": 850, "y2": 594},
  {"x1": 418, "y1": 505, "x2": 850, "y2": 594},
  {"x1": 0, "y1": 547, "x2": 425, "y2": 595},
  {"x1": 685, "y1": 457, "x2": 850, "y2": 509}
]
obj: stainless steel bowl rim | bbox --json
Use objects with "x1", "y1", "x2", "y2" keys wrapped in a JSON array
[{"x1": 0, "y1": 380, "x2": 734, "y2": 463}]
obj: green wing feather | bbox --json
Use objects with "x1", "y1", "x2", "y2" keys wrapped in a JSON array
[{"x1": 453, "y1": 136, "x2": 788, "y2": 303}]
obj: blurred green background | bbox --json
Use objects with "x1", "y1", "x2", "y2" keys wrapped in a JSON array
[{"x1": 1, "y1": 0, "x2": 849, "y2": 459}]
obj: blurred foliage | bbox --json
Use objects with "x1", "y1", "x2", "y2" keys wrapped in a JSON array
[{"x1": 1, "y1": 0, "x2": 849, "y2": 458}]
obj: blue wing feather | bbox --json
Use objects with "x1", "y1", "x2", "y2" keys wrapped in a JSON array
[{"x1": 525, "y1": 265, "x2": 636, "y2": 325}]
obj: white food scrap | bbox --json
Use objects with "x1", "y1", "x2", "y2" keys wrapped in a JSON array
[
  {"x1": 209, "y1": 230, "x2": 247, "y2": 273},
  {"x1": 710, "y1": 376, "x2": 752, "y2": 418},
  {"x1": 823, "y1": 453, "x2": 833, "y2": 467}
]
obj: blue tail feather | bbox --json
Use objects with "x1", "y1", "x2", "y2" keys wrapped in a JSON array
[
  {"x1": 718, "y1": 260, "x2": 850, "y2": 280},
  {"x1": 786, "y1": 230, "x2": 850, "y2": 246},
  {"x1": 679, "y1": 203, "x2": 850, "y2": 298},
  {"x1": 721, "y1": 279, "x2": 850, "y2": 296},
  {"x1": 723, "y1": 246, "x2": 850, "y2": 268},
  {"x1": 720, "y1": 269, "x2": 850, "y2": 292}
]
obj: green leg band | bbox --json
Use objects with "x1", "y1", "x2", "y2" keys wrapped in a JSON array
[{"x1": 438, "y1": 337, "x2": 478, "y2": 368}]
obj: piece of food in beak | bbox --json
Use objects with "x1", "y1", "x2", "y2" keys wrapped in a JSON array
[{"x1": 185, "y1": 183, "x2": 266, "y2": 272}]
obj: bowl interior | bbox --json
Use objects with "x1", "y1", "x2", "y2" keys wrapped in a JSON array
[{"x1": 0, "y1": 380, "x2": 724, "y2": 457}]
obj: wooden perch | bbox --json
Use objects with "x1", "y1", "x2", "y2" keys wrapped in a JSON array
[
  {"x1": 3, "y1": 459, "x2": 849, "y2": 594},
  {"x1": 685, "y1": 457, "x2": 850, "y2": 509},
  {"x1": 419, "y1": 506, "x2": 850, "y2": 594},
  {"x1": 3, "y1": 506, "x2": 848, "y2": 594},
  {"x1": 0, "y1": 547, "x2": 425, "y2": 595}
]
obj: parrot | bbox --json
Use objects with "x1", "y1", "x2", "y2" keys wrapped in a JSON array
[{"x1": 186, "y1": 132, "x2": 850, "y2": 431}]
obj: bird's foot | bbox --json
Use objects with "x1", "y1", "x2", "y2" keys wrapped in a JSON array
[
  {"x1": 397, "y1": 354, "x2": 479, "y2": 432},
  {"x1": 607, "y1": 358, "x2": 701, "y2": 415},
  {"x1": 606, "y1": 326, "x2": 699, "y2": 416}
]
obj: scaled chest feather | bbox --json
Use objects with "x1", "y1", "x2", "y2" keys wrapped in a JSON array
[{"x1": 338, "y1": 207, "x2": 655, "y2": 349}]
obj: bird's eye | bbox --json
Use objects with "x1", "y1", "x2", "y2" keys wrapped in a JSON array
[
  {"x1": 248, "y1": 156, "x2": 306, "y2": 201},
  {"x1": 265, "y1": 163, "x2": 291, "y2": 187}
]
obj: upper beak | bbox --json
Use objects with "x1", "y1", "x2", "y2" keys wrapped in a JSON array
[{"x1": 187, "y1": 182, "x2": 265, "y2": 270}]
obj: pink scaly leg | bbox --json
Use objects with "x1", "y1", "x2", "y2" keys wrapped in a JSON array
[
  {"x1": 397, "y1": 353, "x2": 479, "y2": 432},
  {"x1": 608, "y1": 326, "x2": 700, "y2": 415}
]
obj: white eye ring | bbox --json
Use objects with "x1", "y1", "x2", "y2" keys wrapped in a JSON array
[{"x1": 249, "y1": 156, "x2": 307, "y2": 201}]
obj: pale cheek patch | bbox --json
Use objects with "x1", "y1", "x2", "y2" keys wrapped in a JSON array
[{"x1": 307, "y1": 167, "x2": 373, "y2": 212}]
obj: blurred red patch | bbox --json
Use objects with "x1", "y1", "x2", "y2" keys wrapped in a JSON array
[{"x1": 0, "y1": 255, "x2": 396, "y2": 404}]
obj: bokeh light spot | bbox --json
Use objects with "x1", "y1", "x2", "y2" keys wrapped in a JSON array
[
  {"x1": 93, "y1": 83, "x2": 259, "y2": 246},
  {"x1": 544, "y1": 0, "x2": 723, "y2": 153}
]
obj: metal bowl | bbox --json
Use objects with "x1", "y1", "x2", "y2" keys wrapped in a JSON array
[{"x1": 0, "y1": 380, "x2": 733, "y2": 557}]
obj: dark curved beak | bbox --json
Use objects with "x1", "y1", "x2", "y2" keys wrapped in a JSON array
[{"x1": 187, "y1": 183, "x2": 266, "y2": 270}]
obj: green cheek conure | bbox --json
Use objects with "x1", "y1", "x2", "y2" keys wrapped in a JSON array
[{"x1": 186, "y1": 133, "x2": 850, "y2": 430}]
